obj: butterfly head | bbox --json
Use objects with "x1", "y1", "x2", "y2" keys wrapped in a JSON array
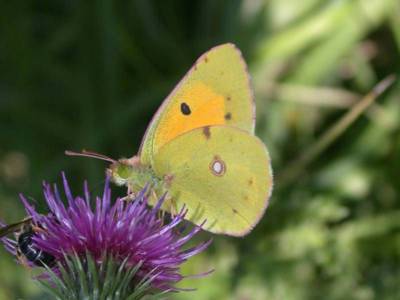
[{"x1": 106, "y1": 156, "x2": 141, "y2": 187}]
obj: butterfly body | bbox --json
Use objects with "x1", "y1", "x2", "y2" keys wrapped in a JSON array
[{"x1": 108, "y1": 157, "x2": 168, "y2": 202}]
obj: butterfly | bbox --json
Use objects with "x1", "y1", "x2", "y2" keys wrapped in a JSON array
[{"x1": 67, "y1": 43, "x2": 273, "y2": 236}]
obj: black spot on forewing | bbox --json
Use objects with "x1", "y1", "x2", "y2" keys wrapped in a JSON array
[
  {"x1": 202, "y1": 126, "x2": 211, "y2": 139},
  {"x1": 224, "y1": 112, "x2": 232, "y2": 120},
  {"x1": 180, "y1": 102, "x2": 191, "y2": 115}
]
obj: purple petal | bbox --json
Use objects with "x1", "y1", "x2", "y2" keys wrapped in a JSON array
[{"x1": 0, "y1": 173, "x2": 211, "y2": 291}]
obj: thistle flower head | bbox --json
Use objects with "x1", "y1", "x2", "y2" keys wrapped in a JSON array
[{"x1": 1, "y1": 173, "x2": 211, "y2": 298}]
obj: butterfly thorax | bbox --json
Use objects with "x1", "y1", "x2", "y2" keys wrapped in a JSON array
[{"x1": 107, "y1": 156, "x2": 168, "y2": 200}]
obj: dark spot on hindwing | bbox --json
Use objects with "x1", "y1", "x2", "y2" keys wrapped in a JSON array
[
  {"x1": 232, "y1": 208, "x2": 238, "y2": 214},
  {"x1": 224, "y1": 112, "x2": 232, "y2": 120},
  {"x1": 203, "y1": 126, "x2": 211, "y2": 139},
  {"x1": 180, "y1": 102, "x2": 191, "y2": 115},
  {"x1": 227, "y1": 96, "x2": 231, "y2": 101},
  {"x1": 204, "y1": 56, "x2": 208, "y2": 63}
]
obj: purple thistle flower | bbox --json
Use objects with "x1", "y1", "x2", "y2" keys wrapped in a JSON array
[{"x1": 1, "y1": 173, "x2": 212, "y2": 293}]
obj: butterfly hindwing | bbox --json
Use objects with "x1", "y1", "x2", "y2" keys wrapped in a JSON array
[{"x1": 152, "y1": 125, "x2": 272, "y2": 236}]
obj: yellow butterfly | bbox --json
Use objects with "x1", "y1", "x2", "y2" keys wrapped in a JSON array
[{"x1": 68, "y1": 43, "x2": 273, "y2": 236}]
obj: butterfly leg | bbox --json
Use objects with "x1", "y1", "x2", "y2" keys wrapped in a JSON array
[
  {"x1": 120, "y1": 192, "x2": 136, "y2": 202},
  {"x1": 121, "y1": 185, "x2": 140, "y2": 202},
  {"x1": 119, "y1": 183, "x2": 136, "y2": 202},
  {"x1": 168, "y1": 197, "x2": 178, "y2": 218}
]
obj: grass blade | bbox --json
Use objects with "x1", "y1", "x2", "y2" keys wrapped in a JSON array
[{"x1": 278, "y1": 75, "x2": 396, "y2": 185}]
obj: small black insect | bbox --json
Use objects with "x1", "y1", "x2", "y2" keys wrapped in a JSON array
[
  {"x1": 0, "y1": 218, "x2": 55, "y2": 267},
  {"x1": 17, "y1": 228, "x2": 55, "y2": 267}
]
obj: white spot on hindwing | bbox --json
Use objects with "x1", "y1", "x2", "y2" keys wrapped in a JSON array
[
  {"x1": 213, "y1": 161, "x2": 223, "y2": 173},
  {"x1": 209, "y1": 156, "x2": 226, "y2": 176}
]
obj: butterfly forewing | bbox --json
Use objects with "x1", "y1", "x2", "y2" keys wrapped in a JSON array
[{"x1": 139, "y1": 43, "x2": 255, "y2": 165}]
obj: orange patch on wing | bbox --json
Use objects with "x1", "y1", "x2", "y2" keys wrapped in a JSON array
[{"x1": 154, "y1": 82, "x2": 226, "y2": 149}]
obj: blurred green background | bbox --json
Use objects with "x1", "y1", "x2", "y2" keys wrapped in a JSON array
[{"x1": 1, "y1": 0, "x2": 400, "y2": 299}]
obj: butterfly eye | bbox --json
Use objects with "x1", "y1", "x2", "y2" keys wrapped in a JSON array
[{"x1": 180, "y1": 102, "x2": 191, "y2": 115}]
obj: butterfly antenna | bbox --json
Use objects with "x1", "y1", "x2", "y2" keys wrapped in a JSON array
[{"x1": 65, "y1": 150, "x2": 117, "y2": 164}]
